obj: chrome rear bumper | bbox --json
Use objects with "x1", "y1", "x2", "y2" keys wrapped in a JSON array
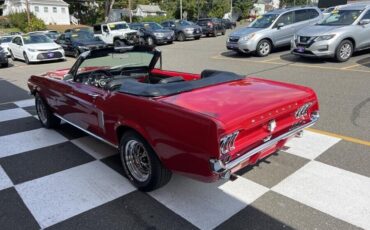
[{"x1": 210, "y1": 113, "x2": 319, "y2": 178}]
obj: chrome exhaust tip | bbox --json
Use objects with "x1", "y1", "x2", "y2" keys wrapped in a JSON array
[{"x1": 295, "y1": 130, "x2": 304, "y2": 138}]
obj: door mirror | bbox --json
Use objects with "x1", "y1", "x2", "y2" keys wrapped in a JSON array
[
  {"x1": 277, "y1": 22, "x2": 285, "y2": 29},
  {"x1": 359, "y1": 19, "x2": 370, "y2": 25},
  {"x1": 63, "y1": 73, "x2": 74, "y2": 81}
]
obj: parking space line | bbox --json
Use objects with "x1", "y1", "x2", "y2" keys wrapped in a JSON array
[
  {"x1": 341, "y1": 61, "x2": 370, "y2": 70},
  {"x1": 261, "y1": 57, "x2": 282, "y2": 63},
  {"x1": 307, "y1": 128, "x2": 370, "y2": 147},
  {"x1": 211, "y1": 55, "x2": 370, "y2": 74}
]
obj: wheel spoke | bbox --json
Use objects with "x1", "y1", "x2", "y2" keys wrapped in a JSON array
[{"x1": 124, "y1": 140, "x2": 151, "y2": 182}]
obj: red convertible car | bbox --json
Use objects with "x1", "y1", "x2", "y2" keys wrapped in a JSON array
[{"x1": 28, "y1": 46, "x2": 319, "y2": 191}]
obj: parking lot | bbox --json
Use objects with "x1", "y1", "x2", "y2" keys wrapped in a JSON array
[{"x1": 1, "y1": 29, "x2": 370, "y2": 229}]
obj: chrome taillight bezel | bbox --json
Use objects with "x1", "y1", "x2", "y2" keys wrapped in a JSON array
[
  {"x1": 220, "y1": 131, "x2": 239, "y2": 155},
  {"x1": 295, "y1": 102, "x2": 312, "y2": 119}
]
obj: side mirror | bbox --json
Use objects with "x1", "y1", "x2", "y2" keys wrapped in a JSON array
[
  {"x1": 277, "y1": 23, "x2": 285, "y2": 29},
  {"x1": 359, "y1": 19, "x2": 370, "y2": 25},
  {"x1": 63, "y1": 73, "x2": 74, "y2": 81}
]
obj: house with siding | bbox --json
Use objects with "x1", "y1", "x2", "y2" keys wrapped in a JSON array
[{"x1": 2, "y1": 0, "x2": 70, "y2": 25}]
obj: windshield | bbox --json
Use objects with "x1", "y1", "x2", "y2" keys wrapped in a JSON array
[
  {"x1": 78, "y1": 51, "x2": 154, "y2": 73},
  {"x1": 318, "y1": 10, "x2": 362, "y2": 26},
  {"x1": 176, "y1": 20, "x2": 192, "y2": 26},
  {"x1": 108, "y1": 23, "x2": 129, "y2": 30},
  {"x1": 45, "y1": 33, "x2": 59, "y2": 40},
  {"x1": 0, "y1": 37, "x2": 13, "y2": 43},
  {"x1": 143, "y1": 22, "x2": 163, "y2": 30},
  {"x1": 69, "y1": 31, "x2": 100, "y2": 42},
  {"x1": 23, "y1": 34, "x2": 53, "y2": 44},
  {"x1": 250, "y1": 14, "x2": 279, "y2": 28}
]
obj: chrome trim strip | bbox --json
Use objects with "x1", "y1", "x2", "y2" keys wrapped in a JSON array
[
  {"x1": 211, "y1": 115, "x2": 319, "y2": 174},
  {"x1": 54, "y1": 113, "x2": 118, "y2": 148}
]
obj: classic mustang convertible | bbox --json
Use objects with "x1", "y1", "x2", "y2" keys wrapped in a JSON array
[{"x1": 28, "y1": 46, "x2": 319, "y2": 191}]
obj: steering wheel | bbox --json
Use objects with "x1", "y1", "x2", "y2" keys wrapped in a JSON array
[{"x1": 86, "y1": 70, "x2": 113, "y2": 88}]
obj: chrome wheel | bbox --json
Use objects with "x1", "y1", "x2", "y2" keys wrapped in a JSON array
[
  {"x1": 339, "y1": 43, "x2": 352, "y2": 60},
  {"x1": 36, "y1": 97, "x2": 47, "y2": 124},
  {"x1": 124, "y1": 140, "x2": 151, "y2": 182},
  {"x1": 259, "y1": 42, "x2": 271, "y2": 56}
]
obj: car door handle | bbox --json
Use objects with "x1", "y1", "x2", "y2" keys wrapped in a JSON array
[{"x1": 88, "y1": 93, "x2": 100, "y2": 99}]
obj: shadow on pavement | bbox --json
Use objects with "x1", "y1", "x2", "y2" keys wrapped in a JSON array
[{"x1": 357, "y1": 56, "x2": 370, "y2": 68}]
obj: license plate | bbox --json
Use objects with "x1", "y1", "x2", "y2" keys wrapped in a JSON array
[
  {"x1": 297, "y1": 46, "x2": 305, "y2": 53},
  {"x1": 47, "y1": 52, "x2": 54, "y2": 58}
]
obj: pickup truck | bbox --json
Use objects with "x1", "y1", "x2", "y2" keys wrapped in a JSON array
[{"x1": 93, "y1": 21, "x2": 140, "y2": 48}]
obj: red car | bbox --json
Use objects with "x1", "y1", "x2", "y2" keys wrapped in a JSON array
[{"x1": 28, "y1": 46, "x2": 319, "y2": 191}]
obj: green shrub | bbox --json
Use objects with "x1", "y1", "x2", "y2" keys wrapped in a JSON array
[
  {"x1": 8, "y1": 11, "x2": 46, "y2": 32},
  {"x1": 139, "y1": 15, "x2": 170, "y2": 23},
  {"x1": 0, "y1": 17, "x2": 11, "y2": 28}
]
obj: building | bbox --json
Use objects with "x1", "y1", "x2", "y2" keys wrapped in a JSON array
[
  {"x1": 2, "y1": 0, "x2": 70, "y2": 25},
  {"x1": 133, "y1": 4, "x2": 166, "y2": 18}
]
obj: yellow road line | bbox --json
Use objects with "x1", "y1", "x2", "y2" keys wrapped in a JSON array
[
  {"x1": 261, "y1": 57, "x2": 282, "y2": 62},
  {"x1": 307, "y1": 128, "x2": 370, "y2": 147}
]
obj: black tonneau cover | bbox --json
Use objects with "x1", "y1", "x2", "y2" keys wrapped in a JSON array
[{"x1": 119, "y1": 70, "x2": 244, "y2": 97}]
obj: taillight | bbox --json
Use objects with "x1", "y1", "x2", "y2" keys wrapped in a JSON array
[
  {"x1": 295, "y1": 102, "x2": 312, "y2": 118},
  {"x1": 220, "y1": 131, "x2": 239, "y2": 155}
]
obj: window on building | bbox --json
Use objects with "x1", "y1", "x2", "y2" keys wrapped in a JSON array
[
  {"x1": 44, "y1": 7, "x2": 48, "y2": 13},
  {"x1": 53, "y1": 7, "x2": 57, "y2": 13},
  {"x1": 61, "y1": 8, "x2": 66, "y2": 14},
  {"x1": 34, "y1": 6, "x2": 39, "y2": 12}
]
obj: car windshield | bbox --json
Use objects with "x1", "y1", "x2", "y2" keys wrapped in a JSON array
[
  {"x1": 45, "y1": 33, "x2": 59, "y2": 40},
  {"x1": 318, "y1": 10, "x2": 362, "y2": 26},
  {"x1": 108, "y1": 23, "x2": 129, "y2": 30},
  {"x1": 69, "y1": 31, "x2": 100, "y2": 41},
  {"x1": 176, "y1": 20, "x2": 192, "y2": 26},
  {"x1": 250, "y1": 14, "x2": 279, "y2": 28},
  {"x1": 78, "y1": 51, "x2": 154, "y2": 73},
  {"x1": 0, "y1": 37, "x2": 13, "y2": 43},
  {"x1": 143, "y1": 22, "x2": 163, "y2": 30},
  {"x1": 23, "y1": 34, "x2": 53, "y2": 44}
]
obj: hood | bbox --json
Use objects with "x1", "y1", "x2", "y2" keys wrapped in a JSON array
[
  {"x1": 230, "y1": 27, "x2": 264, "y2": 37},
  {"x1": 110, "y1": 29, "x2": 137, "y2": 35},
  {"x1": 179, "y1": 25, "x2": 201, "y2": 30},
  {"x1": 160, "y1": 77, "x2": 316, "y2": 127},
  {"x1": 297, "y1": 25, "x2": 346, "y2": 36},
  {"x1": 74, "y1": 40, "x2": 105, "y2": 46},
  {"x1": 25, "y1": 43, "x2": 60, "y2": 50},
  {"x1": 149, "y1": 28, "x2": 173, "y2": 33}
]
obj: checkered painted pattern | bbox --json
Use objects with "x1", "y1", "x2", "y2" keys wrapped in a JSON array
[{"x1": 0, "y1": 98, "x2": 369, "y2": 230}]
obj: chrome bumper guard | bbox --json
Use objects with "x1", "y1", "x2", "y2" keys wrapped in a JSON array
[{"x1": 210, "y1": 113, "x2": 319, "y2": 178}]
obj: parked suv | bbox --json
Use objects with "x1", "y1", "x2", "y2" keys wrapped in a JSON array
[
  {"x1": 292, "y1": 3, "x2": 370, "y2": 62},
  {"x1": 227, "y1": 7, "x2": 323, "y2": 56},
  {"x1": 161, "y1": 20, "x2": 202, "y2": 41},
  {"x1": 129, "y1": 22, "x2": 175, "y2": 46},
  {"x1": 93, "y1": 21, "x2": 139, "y2": 48},
  {"x1": 196, "y1": 18, "x2": 226, "y2": 36}
]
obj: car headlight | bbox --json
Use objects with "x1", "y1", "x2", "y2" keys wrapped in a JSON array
[
  {"x1": 27, "y1": 48, "x2": 37, "y2": 52},
  {"x1": 184, "y1": 28, "x2": 194, "y2": 32},
  {"x1": 314, "y1": 34, "x2": 335, "y2": 42},
  {"x1": 78, "y1": 46, "x2": 89, "y2": 50},
  {"x1": 57, "y1": 46, "x2": 64, "y2": 50},
  {"x1": 153, "y1": 32, "x2": 164, "y2": 37},
  {"x1": 239, "y1": 33, "x2": 256, "y2": 42}
]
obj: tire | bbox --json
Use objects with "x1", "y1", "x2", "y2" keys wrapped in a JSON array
[
  {"x1": 1, "y1": 62, "x2": 9, "y2": 68},
  {"x1": 73, "y1": 48, "x2": 80, "y2": 58},
  {"x1": 10, "y1": 50, "x2": 15, "y2": 61},
  {"x1": 221, "y1": 30, "x2": 225, "y2": 35},
  {"x1": 114, "y1": 39, "x2": 125, "y2": 48},
  {"x1": 146, "y1": 37, "x2": 154, "y2": 46},
  {"x1": 167, "y1": 40, "x2": 173, "y2": 44},
  {"x1": 35, "y1": 93, "x2": 61, "y2": 128},
  {"x1": 120, "y1": 131, "x2": 172, "y2": 191},
  {"x1": 212, "y1": 29, "x2": 217, "y2": 37},
  {"x1": 256, "y1": 39, "x2": 272, "y2": 57},
  {"x1": 335, "y1": 40, "x2": 353, "y2": 62},
  {"x1": 177, "y1": 32, "x2": 186, "y2": 42},
  {"x1": 194, "y1": 36, "x2": 200, "y2": 40},
  {"x1": 23, "y1": 52, "x2": 30, "y2": 64}
]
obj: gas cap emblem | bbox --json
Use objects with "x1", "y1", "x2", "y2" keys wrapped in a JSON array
[{"x1": 267, "y1": 120, "x2": 277, "y2": 133}]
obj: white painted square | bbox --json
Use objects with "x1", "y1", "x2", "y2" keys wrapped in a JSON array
[
  {"x1": 0, "y1": 108, "x2": 31, "y2": 123},
  {"x1": 0, "y1": 128, "x2": 67, "y2": 158},
  {"x1": 149, "y1": 175, "x2": 268, "y2": 230},
  {"x1": 71, "y1": 136, "x2": 117, "y2": 159},
  {"x1": 284, "y1": 130, "x2": 341, "y2": 160},
  {"x1": 0, "y1": 165, "x2": 13, "y2": 191},
  {"x1": 14, "y1": 99, "x2": 34, "y2": 108},
  {"x1": 272, "y1": 161, "x2": 370, "y2": 230},
  {"x1": 16, "y1": 161, "x2": 136, "y2": 228}
]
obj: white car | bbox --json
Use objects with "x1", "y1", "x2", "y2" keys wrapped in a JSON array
[
  {"x1": 0, "y1": 35, "x2": 13, "y2": 56},
  {"x1": 8, "y1": 34, "x2": 65, "y2": 64}
]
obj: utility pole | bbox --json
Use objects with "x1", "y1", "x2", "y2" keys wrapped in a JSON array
[
  {"x1": 25, "y1": 0, "x2": 31, "y2": 28},
  {"x1": 128, "y1": 0, "x2": 132, "y2": 23},
  {"x1": 180, "y1": 0, "x2": 183, "y2": 20}
]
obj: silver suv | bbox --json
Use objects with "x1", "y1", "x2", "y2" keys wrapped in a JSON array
[
  {"x1": 227, "y1": 7, "x2": 323, "y2": 57},
  {"x1": 292, "y1": 2, "x2": 370, "y2": 62}
]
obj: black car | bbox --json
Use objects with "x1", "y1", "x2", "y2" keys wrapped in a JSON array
[
  {"x1": 161, "y1": 20, "x2": 202, "y2": 41},
  {"x1": 129, "y1": 22, "x2": 175, "y2": 46},
  {"x1": 56, "y1": 30, "x2": 107, "y2": 58},
  {"x1": 221, "y1": 19, "x2": 236, "y2": 29},
  {"x1": 0, "y1": 47, "x2": 9, "y2": 67},
  {"x1": 28, "y1": 30, "x2": 61, "y2": 41},
  {"x1": 196, "y1": 18, "x2": 225, "y2": 37}
]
